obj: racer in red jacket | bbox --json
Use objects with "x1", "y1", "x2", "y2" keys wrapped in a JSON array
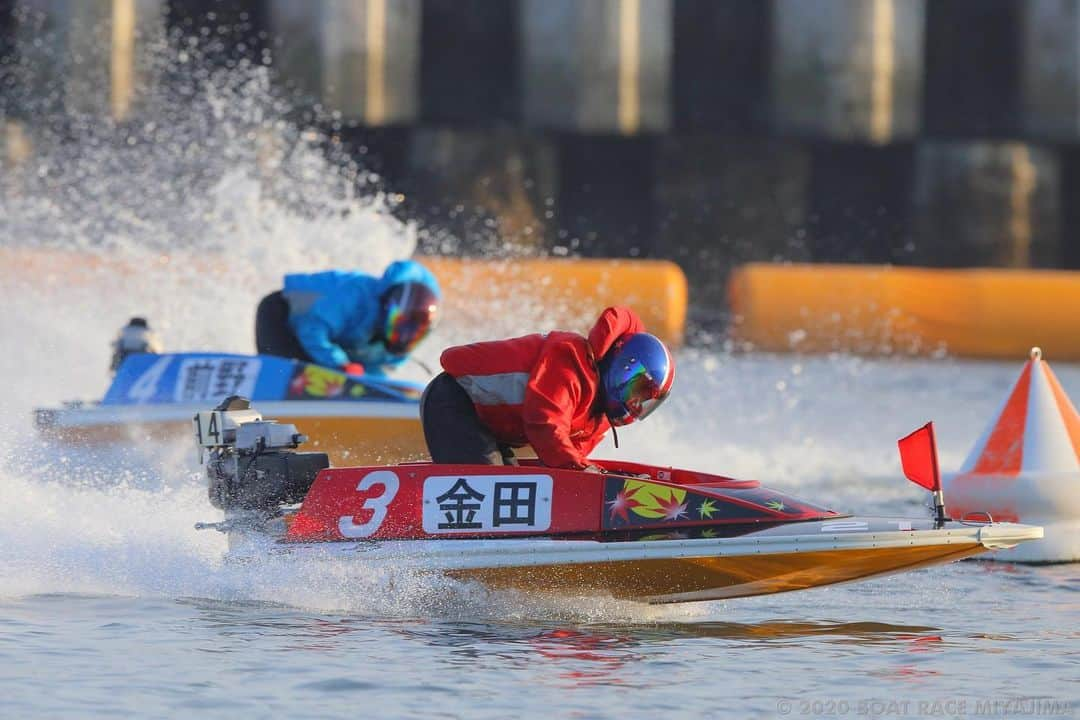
[{"x1": 420, "y1": 306, "x2": 675, "y2": 470}]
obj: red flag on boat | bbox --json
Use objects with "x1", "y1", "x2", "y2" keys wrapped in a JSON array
[{"x1": 898, "y1": 422, "x2": 941, "y2": 492}]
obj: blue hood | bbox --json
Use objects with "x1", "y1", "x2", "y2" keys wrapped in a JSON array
[
  {"x1": 281, "y1": 260, "x2": 441, "y2": 373},
  {"x1": 378, "y1": 260, "x2": 441, "y2": 299}
]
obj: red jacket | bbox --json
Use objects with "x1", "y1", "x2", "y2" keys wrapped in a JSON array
[{"x1": 440, "y1": 307, "x2": 645, "y2": 469}]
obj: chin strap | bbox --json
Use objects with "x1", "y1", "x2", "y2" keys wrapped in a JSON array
[{"x1": 610, "y1": 423, "x2": 619, "y2": 449}]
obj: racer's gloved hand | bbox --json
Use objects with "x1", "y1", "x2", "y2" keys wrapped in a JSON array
[
  {"x1": 342, "y1": 362, "x2": 365, "y2": 376},
  {"x1": 583, "y1": 464, "x2": 605, "y2": 474}
]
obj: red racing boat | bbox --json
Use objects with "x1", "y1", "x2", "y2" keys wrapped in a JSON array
[{"x1": 194, "y1": 398, "x2": 1043, "y2": 604}]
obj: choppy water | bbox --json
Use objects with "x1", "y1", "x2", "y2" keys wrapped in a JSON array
[
  {"x1": 1, "y1": 46, "x2": 1078, "y2": 719},
  {"x1": 1, "y1": 554, "x2": 1077, "y2": 718},
  {"x1": 2, "y1": 349, "x2": 1077, "y2": 719}
]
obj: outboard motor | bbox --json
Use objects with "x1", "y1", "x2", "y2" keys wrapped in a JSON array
[{"x1": 195, "y1": 396, "x2": 329, "y2": 512}]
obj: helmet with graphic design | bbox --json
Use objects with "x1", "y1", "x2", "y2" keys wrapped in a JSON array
[
  {"x1": 598, "y1": 333, "x2": 675, "y2": 426},
  {"x1": 381, "y1": 282, "x2": 439, "y2": 355}
]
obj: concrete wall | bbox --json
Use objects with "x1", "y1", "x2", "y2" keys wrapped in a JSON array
[{"x1": 4, "y1": 0, "x2": 1080, "y2": 323}]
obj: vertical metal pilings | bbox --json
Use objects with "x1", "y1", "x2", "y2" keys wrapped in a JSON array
[
  {"x1": 770, "y1": 0, "x2": 925, "y2": 142},
  {"x1": 520, "y1": 0, "x2": 671, "y2": 134},
  {"x1": 912, "y1": 142, "x2": 1061, "y2": 268},
  {"x1": 269, "y1": 0, "x2": 419, "y2": 126},
  {"x1": 15, "y1": 0, "x2": 165, "y2": 121},
  {"x1": 1020, "y1": 0, "x2": 1080, "y2": 141}
]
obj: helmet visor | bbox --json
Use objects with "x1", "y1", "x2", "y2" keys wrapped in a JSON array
[
  {"x1": 603, "y1": 333, "x2": 674, "y2": 426},
  {"x1": 610, "y1": 363, "x2": 669, "y2": 426},
  {"x1": 384, "y1": 284, "x2": 439, "y2": 354}
]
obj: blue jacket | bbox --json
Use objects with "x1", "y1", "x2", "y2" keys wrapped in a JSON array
[{"x1": 282, "y1": 260, "x2": 441, "y2": 375}]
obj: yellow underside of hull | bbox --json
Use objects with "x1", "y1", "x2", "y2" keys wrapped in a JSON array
[{"x1": 450, "y1": 542, "x2": 987, "y2": 603}]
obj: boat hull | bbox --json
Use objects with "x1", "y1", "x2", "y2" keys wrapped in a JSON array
[
  {"x1": 36, "y1": 402, "x2": 427, "y2": 464},
  {"x1": 453, "y1": 541, "x2": 987, "y2": 603},
  {"x1": 226, "y1": 517, "x2": 1042, "y2": 604}
]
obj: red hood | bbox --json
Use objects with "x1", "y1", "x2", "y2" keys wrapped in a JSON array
[{"x1": 587, "y1": 306, "x2": 646, "y2": 359}]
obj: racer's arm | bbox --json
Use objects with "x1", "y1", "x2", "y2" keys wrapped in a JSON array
[
  {"x1": 291, "y1": 314, "x2": 350, "y2": 369},
  {"x1": 373, "y1": 352, "x2": 409, "y2": 377},
  {"x1": 522, "y1": 343, "x2": 591, "y2": 469},
  {"x1": 351, "y1": 346, "x2": 408, "y2": 377}
]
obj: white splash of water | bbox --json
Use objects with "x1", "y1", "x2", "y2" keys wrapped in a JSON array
[
  {"x1": 3, "y1": 36, "x2": 1077, "y2": 620},
  {"x1": 0, "y1": 40, "x2": 678, "y2": 621},
  {"x1": 0, "y1": 40, "x2": 430, "y2": 612}
]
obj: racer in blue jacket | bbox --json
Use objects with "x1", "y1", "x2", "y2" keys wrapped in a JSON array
[{"x1": 255, "y1": 260, "x2": 441, "y2": 376}]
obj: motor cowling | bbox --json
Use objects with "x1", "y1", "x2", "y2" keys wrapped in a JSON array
[{"x1": 196, "y1": 397, "x2": 329, "y2": 512}]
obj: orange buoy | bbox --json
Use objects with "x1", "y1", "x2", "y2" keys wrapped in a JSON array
[{"x1": 944, "y1": 348, "x2": 1080, "y2": 562}]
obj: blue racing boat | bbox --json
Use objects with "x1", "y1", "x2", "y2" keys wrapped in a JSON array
[{"x1": 35, "y1": 352, "x2": 428, "y2": 464}]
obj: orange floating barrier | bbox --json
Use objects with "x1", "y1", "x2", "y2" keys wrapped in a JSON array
[{"x1": 728, "y1": 263, "x2": 1080, "y2": 360}]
